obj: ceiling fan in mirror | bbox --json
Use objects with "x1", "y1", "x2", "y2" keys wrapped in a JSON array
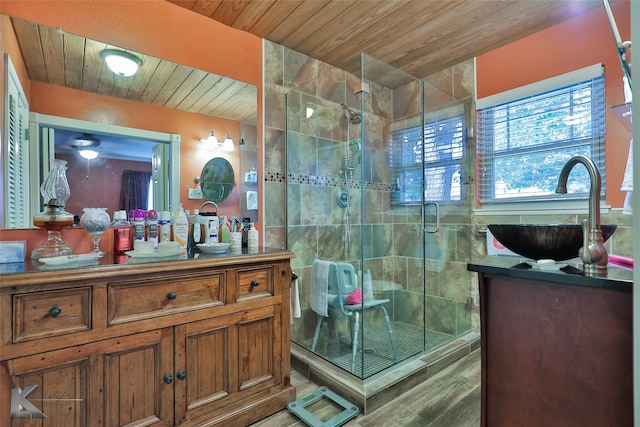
[{"x1": 65, "y1": 133, "x2": 101, "y2": 179}]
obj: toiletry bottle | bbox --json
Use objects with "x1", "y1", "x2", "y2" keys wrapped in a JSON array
[
  {"x1": 219, "y1": 216, "x2": 230, "y2": 244},
  {"x1": 248, "y1": 223, "x2": 259, "y2": 248},
  {"x1": 241, "y1": 217, "x2": 251, "y2": 248},
  {"x1": 112, "y1": 210, "x2": 133, "y2": 254},
  {"x1": 147, "y1": 209, "x2": 159, "y2": 248},
  {"x1": 173, "y1": 203, "x2": 189, "y2": 249},
  {"x1": 198, "y1": 211, "x2": 209, "y2": 243},
  {"x1": 192, "y1": 209, "x2": 202, "y2": 245},
  {"x1": 187, "y1": 213, "x2": 197, "y2": 256},
  {"x1": 158, "y1": 211, "x2": 171, "y2": 243},
  {"x1": 208, "y1": 212, "x2": 219, "y2": 244},
  {"x1": 133, "y1": 209, "x2": 146, "y2": 241}
]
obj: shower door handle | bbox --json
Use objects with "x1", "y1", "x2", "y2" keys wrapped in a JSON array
[{"x1": 424, "y1": 202, "x2": 440, "y2": 233}]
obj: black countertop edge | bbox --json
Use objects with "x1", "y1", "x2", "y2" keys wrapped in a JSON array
[{"x1": 467, "y1": 256, "x2": 633, "y2": 293}]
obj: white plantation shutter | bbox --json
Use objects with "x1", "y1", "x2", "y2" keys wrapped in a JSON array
[{"x1": 4, "y1": 55, "x2": 30, "y2": 228}]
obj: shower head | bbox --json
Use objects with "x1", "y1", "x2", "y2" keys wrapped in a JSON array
[{"x1": 340, "y1": 103, "x2": 362, "y2": 125}]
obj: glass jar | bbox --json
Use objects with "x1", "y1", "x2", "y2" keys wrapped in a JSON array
[{"x1": 80, "y1": 207, "x2": 111, "y2": 256}]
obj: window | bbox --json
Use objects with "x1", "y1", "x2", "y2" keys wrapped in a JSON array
[
  {"x1": 476, "y1": 65, "x2": 606, "y2": 204},
  {"x1": 391, "y1": 111, "x2": 466, "y2": 205},
  {"x1": 4, "y1": 55, "x2": 30, "y2": 228}
]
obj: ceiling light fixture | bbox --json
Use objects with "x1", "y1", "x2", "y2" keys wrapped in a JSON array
[
  {"x1": 222, "y1": 135, "x2": 234, "y2": 151},
  {"x1": 200, "y1": 131, "x2": 219, "y2": 148},
  {"x1": 78, "y1": 149, "x2": 99, "y2": 160},
  {"x1": 100, "y1": 49, "x2": 142, "y2": 77},
  {"x1": 72, "y1": 134, "x2": 101, "y2": 159}
]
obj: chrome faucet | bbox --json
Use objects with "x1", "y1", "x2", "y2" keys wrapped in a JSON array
[{"x1": 555, "y1": 155, "x2": 607, "y2": 276}]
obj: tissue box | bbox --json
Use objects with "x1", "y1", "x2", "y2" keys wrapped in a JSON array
[
  {"x1": 0, "y1": 241, "x2": 26, "y2": 263},
  {"x1": 486, "y1": 230, "x2": 518, "y2": 257}
]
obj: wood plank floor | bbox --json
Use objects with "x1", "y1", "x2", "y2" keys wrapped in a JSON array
[{"x1": 251, "y1": 349, "x2": 481, "y2": 427}]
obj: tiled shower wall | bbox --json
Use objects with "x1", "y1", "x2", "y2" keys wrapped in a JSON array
[{"x1": 263, "y1": 39, "x2": 479, "y2": 340}]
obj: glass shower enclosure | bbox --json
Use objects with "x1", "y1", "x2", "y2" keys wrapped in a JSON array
[{"x1": 286, "y1": 53, "x2": 470, "y2": 379}]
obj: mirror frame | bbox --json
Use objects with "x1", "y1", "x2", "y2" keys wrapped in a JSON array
[{"x1": 28, "y1": 113, "x2": 180, "y2": 225}]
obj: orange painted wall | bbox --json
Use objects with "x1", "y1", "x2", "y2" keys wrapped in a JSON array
[
  {"x1": 476, "y1": 0, "x2": 631, "y2": 208},
  {"x1": 1, "y1": 0, "x2": 262, "y2": 252}
]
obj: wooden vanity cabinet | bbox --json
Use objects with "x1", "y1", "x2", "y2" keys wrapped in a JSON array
[{"x1": 0, "y1": 252, "x2": 295, "y2": 427}]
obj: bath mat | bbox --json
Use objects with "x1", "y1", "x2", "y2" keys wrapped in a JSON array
[{"x1": 287, "y1": 386, "x2": 359, "y2": 427}]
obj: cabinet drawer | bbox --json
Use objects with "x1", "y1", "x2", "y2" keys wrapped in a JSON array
[
  {"x1": 236, "y1": 267, "x2": 273, "y2": 301},
  {"x1": 13, "y1": 287, "x2": 91, "y2": 343},
  {"x1": 108, "y1": 273, "x2": 225, "y2": 325}
]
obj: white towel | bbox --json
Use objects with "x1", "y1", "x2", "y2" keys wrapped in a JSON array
[
  {"x1": 621, "y1": 77, "x2": 633, "y2": 216},
  {"x1": 311, "y1": 259, "x2": 331, "y2": 317},
  {"x1": 621, "y1": 138, "x2": 633, "y2": 216},
  {"x1": 290, "y1": 274, "x2": 301, "y2": 325}
]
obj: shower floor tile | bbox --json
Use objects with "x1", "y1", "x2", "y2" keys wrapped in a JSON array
[{"x1": 315, "y1": 321, "x2": 457, "y2": 378}]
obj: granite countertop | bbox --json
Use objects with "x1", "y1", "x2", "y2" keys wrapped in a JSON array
[
  {"x1": 0, "y1": 247, "x2": 294, "y2": 279},
  {"x1": 468, "y1": 256, "x2": 633, "y2": 293}
]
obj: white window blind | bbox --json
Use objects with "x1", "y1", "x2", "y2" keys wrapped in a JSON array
[
  {"x1": 391, "y1": 113, "x2": 465, "y2": 204},
  {"x1": 476, "y1": 65, "x2": 606, "y2": 204},
  {"x1": 4, "y1": 55, "x2": 30, "y2": 228}
]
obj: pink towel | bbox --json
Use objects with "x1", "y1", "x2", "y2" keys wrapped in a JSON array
[{"x1": 346, "y1": 288, "x2": 363, "y2": 305}]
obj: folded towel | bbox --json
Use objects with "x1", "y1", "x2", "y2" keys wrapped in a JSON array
[
  {"x1": 621, "y1": 138, "x2": 633, "y2": 216},
  {"x1": 290, "y1": 274, "x2": 301, "y2": 325},
  {"x1": 311, "y1": 259, "x2": 332, "y2": 317},
  {"x1": 621, "y1": 138, "x2": 633, "y2": 192}
]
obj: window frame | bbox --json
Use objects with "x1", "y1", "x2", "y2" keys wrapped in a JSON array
[{"x1": 476, "y1": 64, "x2": 606, "y2": 210}]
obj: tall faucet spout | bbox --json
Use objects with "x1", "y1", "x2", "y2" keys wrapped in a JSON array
[{"x1": 555, "y1": 155, "x2": 607, "y2": 276}]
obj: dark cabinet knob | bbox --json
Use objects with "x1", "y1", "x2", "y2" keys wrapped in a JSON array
[
  {"x1": 49, "y1": 306, "x2": 62, "y2": 317},
  {"x1": 176, "y1": 370, "x2": 187, "y2": 380},
  {"x1": 163, "y1": 374, "x2": 173, "y2": 384},
  {"x1": 167, "y1": 291, "x2": 177, "y2": 300},
  {"x1": 250, "y1": 280, "x2": 259, "y2": 288}
]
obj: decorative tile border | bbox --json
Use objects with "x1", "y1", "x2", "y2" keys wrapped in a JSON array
[{"x1": 265, "y1": 171, "x2": 392, "y2": 191}]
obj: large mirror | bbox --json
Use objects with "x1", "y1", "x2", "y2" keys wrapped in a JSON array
[{"x1": 2, "y1": 14, "x2": 257, "y2": 229}]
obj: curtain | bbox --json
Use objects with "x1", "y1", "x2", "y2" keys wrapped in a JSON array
[{"x1": 119, "y1": 170, "x2": 151, "y2": 212}]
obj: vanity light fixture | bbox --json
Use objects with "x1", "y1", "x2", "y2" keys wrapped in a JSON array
[
  {"x1": 222, "y1": 135, "x2": 234, "y2": 151},
  {"x1": 100, "y1": 49, "x2": 142, "y2": 77},
  {"x1": 200, "y1": 131, "x2": 219, "y2": 148}
]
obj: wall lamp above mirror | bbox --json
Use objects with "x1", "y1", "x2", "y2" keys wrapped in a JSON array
[
  {"x1": 200, "y1": 131, "x2": 234, "y2": 151},
  {"x1": 100, "y1": 49, "x2": 142, "y2": 77}
]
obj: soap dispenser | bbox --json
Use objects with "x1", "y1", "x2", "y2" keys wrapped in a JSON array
[{"x1": 248, "y1": 223, "x2": 259, "y2": 249}]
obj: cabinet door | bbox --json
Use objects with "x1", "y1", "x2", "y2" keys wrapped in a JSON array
[
  {"x1": 174, "y1": 304, "x2": 281, "y2": 425},
  {"x1": 103, "y1": 328, "x2": 174, "y2": 427},
  {"x1": 2, "y1": 329, "x2": 173, "y2": 427},
  {"x1": 5, "y1": 352, "x2": 90, "y2": 426}
]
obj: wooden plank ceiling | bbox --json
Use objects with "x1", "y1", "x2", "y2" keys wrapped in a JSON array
[
  {"x1": 169, "y1": 0, "x2": 605, "y2": 82},
  {"x1": 9, "y1": 16, "x2": 258, "y2": 124},
  {"x1": 10, "y1": 0, "x2": 606, "y2": 122}
]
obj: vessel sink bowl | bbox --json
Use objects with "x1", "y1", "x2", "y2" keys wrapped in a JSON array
[{"x1": 488, "y1": 224, "x2": 617, "y2": 261}]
